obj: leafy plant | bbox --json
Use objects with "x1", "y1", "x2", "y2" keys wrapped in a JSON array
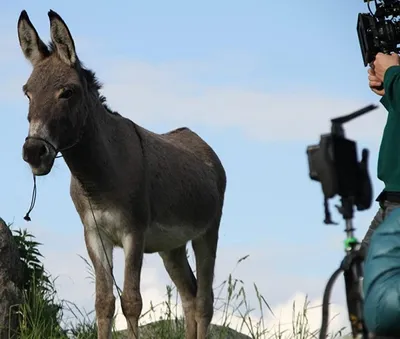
[{"x1": 9, "y1": 226, "x2": 65, "y2": 338}]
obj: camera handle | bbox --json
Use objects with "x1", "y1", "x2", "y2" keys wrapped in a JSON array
[{"x1": 319, "y1": 197, "x2": 368, "y2": 339}]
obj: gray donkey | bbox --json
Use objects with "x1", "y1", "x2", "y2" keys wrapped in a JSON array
[{"x1": 17, "y1": 10, "x2": 226, "y2": 339}]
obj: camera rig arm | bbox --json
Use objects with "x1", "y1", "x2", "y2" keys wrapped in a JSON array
[{"x1": 330, "y1": 104, "x2": 379, "y2": 134}]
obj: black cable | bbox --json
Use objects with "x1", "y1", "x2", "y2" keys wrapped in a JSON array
[{"x1": 319, "y1": 267, "x2": 343, "y2": 339}]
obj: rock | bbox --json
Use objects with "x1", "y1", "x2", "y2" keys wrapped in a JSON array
[{"x1": 0, "y1": 219, "x2": 23, "y2": 339}]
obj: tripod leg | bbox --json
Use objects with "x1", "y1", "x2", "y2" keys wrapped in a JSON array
[{"x1": 344, "y1": 258, "x2": 367, "y2": 338}]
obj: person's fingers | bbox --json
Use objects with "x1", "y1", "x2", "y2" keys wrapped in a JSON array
[
  {"x1": 368, "y1": 74, "x2": 380, "y2": 82},
  {"x1": 369, "y1": 80, "x2": 382, "y2": 88},
  {"x1": 370, "y1": 61, "x2": 376, "y2": 70},
  {"x1": 391, "y1": 52, "x2": 400, "y2": 60},
  {"x1": 369, "y1": 79, "x2": 382, "y2": 85},
  {"x1": 368, "y1": 67, "x2": 375, "y2": 75}
]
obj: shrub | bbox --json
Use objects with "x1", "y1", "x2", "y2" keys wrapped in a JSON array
[{"x1": 10, "y1": 226, "x2": 66, "y2": 338}]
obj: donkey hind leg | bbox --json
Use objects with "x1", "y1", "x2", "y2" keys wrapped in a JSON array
[
  {"x1": 192, "y1": 224, "x2": 219, "y2": 339},
  {"x1": 160, "y1": 245, "x2": 198, "y2": 339},
  {"x1": 85, "y1": 229, "x2": 116, "y2": 339}
]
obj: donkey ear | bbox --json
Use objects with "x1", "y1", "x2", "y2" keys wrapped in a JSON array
[
  {"x1": 17, "y1": 10, "x2": 49, "y2": 66},
  {"x1": 48, "y1": 10, "x2": 77, "y2": 66}
]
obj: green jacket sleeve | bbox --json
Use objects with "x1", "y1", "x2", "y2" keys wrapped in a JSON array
[
  {"x1": 383, "y1": 65, "x2": 400, "y2": 112},
  {"x1": 380, "y1": 95, "x2": 391, "y2": 111}
]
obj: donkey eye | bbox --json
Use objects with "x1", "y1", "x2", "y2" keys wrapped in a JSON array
[
  {"x1": 59, "y1": 89, "x2": 73, "y2": 99},
  {"x1": 24, "y1": 93, "x2": 31, "y2": 101}
]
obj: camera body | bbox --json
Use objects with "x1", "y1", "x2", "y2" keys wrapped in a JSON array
[
  {"x1": 306, "y1": 105, "x2": 377, "y2": 224},
  {"x1": 357, "y1": 0, "x2": 400, "y2": 66}
]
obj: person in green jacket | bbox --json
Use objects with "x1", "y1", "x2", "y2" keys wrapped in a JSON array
[
  {"x1": 360, "y1": 52, "x2": 400, "y2": 252},
  {"x1": 361, "y1": 52, "x2": 400, "y2": 337}
]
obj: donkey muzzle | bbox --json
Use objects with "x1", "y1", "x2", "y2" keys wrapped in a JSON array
[{"x1": 22, "y1": 137, "x2": 56, "y2": 176}]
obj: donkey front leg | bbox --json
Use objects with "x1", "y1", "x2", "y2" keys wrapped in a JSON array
[
  {"x1": 84, "y1": 229, "x2": 116, "y2": 339},
  {"x1": 121, "y1": 233, "x2": 145, "y2": 339}
]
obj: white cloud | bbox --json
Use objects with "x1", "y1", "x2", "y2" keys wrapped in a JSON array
[{"x1": 97, "y1": 59, "x2": 387, "y2": 142}]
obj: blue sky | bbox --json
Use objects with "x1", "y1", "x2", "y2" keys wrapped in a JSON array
[{"x1": 0, "y1": 0, "x2": 390, "y2": 333}]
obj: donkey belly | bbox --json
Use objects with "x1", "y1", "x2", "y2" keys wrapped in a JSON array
[
  {"x1": 143, "y1": 222, "x2": 208, "y2": 253},
  {"x1": 80, "y1": 206, "x2": 212, "y2": 252}
]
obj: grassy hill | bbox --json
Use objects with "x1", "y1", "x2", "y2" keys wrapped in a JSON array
[{"x1": 115, "y1": 320, "x2": 251, "y2": 339}]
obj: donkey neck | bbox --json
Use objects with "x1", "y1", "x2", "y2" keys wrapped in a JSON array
[{"x1": 61, "y1": 102, "x2": 121, "y2": 196}]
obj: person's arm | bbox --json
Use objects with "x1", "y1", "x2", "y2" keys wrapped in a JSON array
[{"x1": 383, "y1": 65, "x2": 400, "y2": 112}]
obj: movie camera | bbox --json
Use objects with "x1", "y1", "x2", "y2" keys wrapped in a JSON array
[{"x1": 358, "y1": 0, "x2": 400, "y2": 66}]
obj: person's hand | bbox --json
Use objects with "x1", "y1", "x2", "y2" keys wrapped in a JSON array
[
  {"x1": 368, "y1": 68, "x2": 385, "y2": 96},
  {"x1": 372, "y1": 52, "x2": 400, "y2": 82}
]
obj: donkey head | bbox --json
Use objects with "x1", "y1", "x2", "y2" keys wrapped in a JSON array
[{"x1": 18, "y1": 10, "x2": 90, "y2": 176}]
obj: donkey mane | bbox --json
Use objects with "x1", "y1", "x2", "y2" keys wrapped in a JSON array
[{"x1": 47, "y1": 41, "x2": 119, "y2": 116}]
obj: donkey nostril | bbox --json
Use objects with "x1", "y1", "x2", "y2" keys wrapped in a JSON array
[{"x1": 38, "y1": 144, "x2": 48, "y2": 158}]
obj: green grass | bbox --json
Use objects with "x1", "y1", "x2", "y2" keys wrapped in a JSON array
[{"x1": 4, "y1": 223, "x2": 349, "y2": 339}]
